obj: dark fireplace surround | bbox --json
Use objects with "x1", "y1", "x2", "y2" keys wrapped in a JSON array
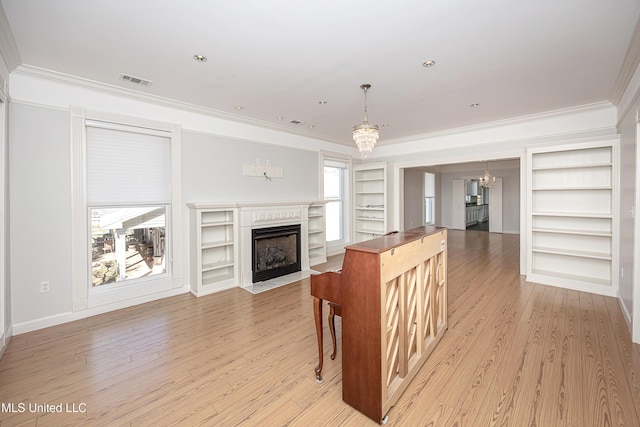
[{"x1": 252, "y1": 224, "x2": 301, "y2": 283}]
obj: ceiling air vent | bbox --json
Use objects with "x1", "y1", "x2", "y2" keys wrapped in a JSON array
[
  {"x1": 289, "y1": 120, "x2": 302, "y2": 125},
  {"x1": 119, "y1": 73, "x2": 152, "y2": 87}
]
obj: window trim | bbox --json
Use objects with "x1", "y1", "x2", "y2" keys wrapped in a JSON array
[
  {"x1": 319, "y1": 151, "x2": 351, "y2": 256},
  {"x1": 71, "y1": 107, "x2": 183, "y2": 311}
]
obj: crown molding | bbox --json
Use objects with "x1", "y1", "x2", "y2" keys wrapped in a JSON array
[
  {"x1": 0, "y1": 3, "x2": 21, "y2": 71},
  {"x1": 11, "y1": 64, "x2": 349, "y2": 146},
  {"x1": 378, "y1": 101, "x2": 614, "y2": 146},
  {"x1": 610, "y1": 16, "x2": 640, "y2": 106},
  {"x1": 12, "y1": 64, "x2": 615, "y2": 151}
]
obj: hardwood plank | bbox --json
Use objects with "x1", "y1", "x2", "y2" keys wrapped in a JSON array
[
  {"x1": 579, "y1": 292, "x2": 614, "y2": 426},
  {"x1": 436, "y1": 276, "x2": 537, "y2": 425},
  {"x1": 591, "y1": 294, "x2": 639, "y2": 425},
  {"x1": 605, "y1": 296, "x2": 640, "y2": 422},
  {"x1": 533, "y1": 287, "x2": 569, "y2": 426},
  {"x1": 0, "y1": 230, "x2": 638, "y2": 426},
  {"x1": 562, "y1": 289, "x2": 585, "y2": 427},
  {"x1": 470, "y1": 282, "x2": 553, "y2": 425}
]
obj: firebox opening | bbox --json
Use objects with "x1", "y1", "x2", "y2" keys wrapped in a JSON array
[{"x1": 252, "y1": 224, "x2": 301, "y2": 283}]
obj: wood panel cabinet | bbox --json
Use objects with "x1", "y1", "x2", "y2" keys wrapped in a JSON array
[
  {"x1": 465, "y1": 204, "x2": 488, "y2": 226},
  {"x1": 527, "y1": 138, "x2": 618, "y2": 294}
]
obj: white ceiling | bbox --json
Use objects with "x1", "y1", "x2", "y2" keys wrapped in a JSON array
[{"x1": 2, "y1": 0, "x2": 639, "y2": 147}]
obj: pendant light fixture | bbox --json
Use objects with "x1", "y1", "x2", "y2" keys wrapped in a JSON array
[
  {"x1": 352, "y1": 84, "x2": 379, "y2": 156},
  {"x1": 479, "y1": 161, "x2": 496, "y2": 188}
]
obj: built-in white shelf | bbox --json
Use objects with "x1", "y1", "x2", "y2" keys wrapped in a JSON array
[
  {"x1": 353, "y1": 163, "x2": 388, "y2": 243},
  {"x1": 187, "y1": 203, "x2": 239, "y2": 296},
  {"x1": 532, "y1": 211, "x2": 613, "y2": 218},
  {"x1": 532, "y1": 186, "x2": 612, "y2": 191},
  {"x1": 526, "y1": 139, "x2": 618, "y2": 294},
  {"x1": 308, "y1": 202, "x2": 327, "y2": 266},
  {"x1": 531, "y1": 227, "x2": 612, "y2": 237},
  {"x1": 531, "y1": 246, "x2": 612, "y2": 260}
]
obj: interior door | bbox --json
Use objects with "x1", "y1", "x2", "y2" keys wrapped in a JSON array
[
  {"x1": 489, "y1": 178, "x2": 503, "y2": 233},
  {"x1": 452, "y1": 179, "x2": 466, "y2": 230}
]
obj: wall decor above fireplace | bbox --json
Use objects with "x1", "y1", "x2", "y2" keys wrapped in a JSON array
[{"x1": 243, "y1": 159, "x2": 284, "y2": 179}]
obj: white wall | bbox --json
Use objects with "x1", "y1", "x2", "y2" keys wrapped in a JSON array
[
  {"x1": 7, "y1": 73, "x2": 341, "y2": 331},
  {"x1": 403, "y1": 168, "x2": 425, "y2": 230},
  {"x1": 0, "y1": 52, "x2": 9, "y2": 353},
  {"x1": 4, "y1": 67, "x2": 632, "y2": 337},
  {"x1": 616, "y1": 51, "x2": 640, "y2": 340},
  {"x1": 9, "y1": 103, "x2": 73, "y2": 324},
  {"x1": 617, "y1": 99, "x2": 636, "y2": 329},
  {"x1": 180, "y1": 131, "x2": 319, "y2": 288},
  {"x1": 182, "y1": 131, "x2": 318, "y2": 203}
]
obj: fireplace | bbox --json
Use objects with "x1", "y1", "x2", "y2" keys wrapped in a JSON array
[
  {"x1": 239, "y1": 202, "x2": 311, "y2": 288},
  {"x1": 252, "y1": 224, "x2": 301, "y2": 283}
]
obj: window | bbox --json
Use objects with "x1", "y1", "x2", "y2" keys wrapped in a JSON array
[
  {"x1": 71, "y1": 108, "x2": 182, "y2": 311},
  {"x1": 86, "y1": 122, "x2": 171, "y2": 288},
  {"x1": 425, "y1": 172, "x2": 436, "y2": 225},
  {"x1": 90, "y1": 207, "x2": 166, "y2": 286},
  {"x1": 323, "y1": 155, "x2": 350, "y2": 246}
]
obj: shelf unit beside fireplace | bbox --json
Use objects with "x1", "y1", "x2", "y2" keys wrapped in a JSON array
[
  {"x1": 353, "y1": 163, "x2": 389, "y2": 243},
  {"x1": 188, "y1": 203, "x2": 239, "y2": 296},
  {"x1": 308, "y1": 202, "x2": 327, "y2": 266}
]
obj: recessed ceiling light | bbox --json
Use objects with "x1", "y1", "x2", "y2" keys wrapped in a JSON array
[
  {"x1": 193, "y1": 54, "x2": 207, "y2": 62},
  {"x1": 234, "y1": 106, "x2": 243, "y2": 111},
  {"x1": 308, "y1": 124, "x2": 315, "y2": 129},
  {"x1": 381, "y1": 123, "x2": 390, "y2": 127},
  {"x1": 318, "y1": 101, "x2": 327, "y2": 105},
  {"x1": 276, "y1": 116, "x2": 284, "y2": 120},
  {"x1": 470, "y1": 103, "x2": 480, "y2": 107},
  {"x1": 422, "y1": 60, "x2": 436, "y2": 67}
]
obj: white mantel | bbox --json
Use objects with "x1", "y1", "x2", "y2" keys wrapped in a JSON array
[{"x1": 237, "y1": 201, "x2": 312, "y2": 288}]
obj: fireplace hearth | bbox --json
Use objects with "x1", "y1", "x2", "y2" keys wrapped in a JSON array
[{"x1": 252, "y1": 224, "x2": 301, "y2": 283}]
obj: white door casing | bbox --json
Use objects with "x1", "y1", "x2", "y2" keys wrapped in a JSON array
[
  {"x1": 489, "y1": 178, "x2": 503, "y2": 233},
  {"x1": 452, "y1": 179, "x2": 466, "y2": 230}
]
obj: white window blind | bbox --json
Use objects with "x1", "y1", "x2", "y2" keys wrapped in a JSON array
[
  {"x1": 86, "y1": 121, "x2": 171, "y2": 205},
  {"x1": 324, "y1": 157, "x2": 349, "y2": 169}
]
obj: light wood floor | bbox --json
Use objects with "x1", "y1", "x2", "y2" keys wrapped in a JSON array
[{"x1": 1, "y1": 230, "x2": 639, "y2": 426}]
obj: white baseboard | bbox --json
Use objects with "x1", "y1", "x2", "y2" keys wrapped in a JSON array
[
  {"x1": 0, "y1": 325, "x2": 13, "y2": 359},
  {"x1": 619, "y1": 296, "x2": 633, "y2": 334},
  {"x1": 526, "y1": 272, "x2": 618, "y2": 298},
  {"x1": 501, "y1": 228, "x2": 520, "y2": 234},
  {"x1": 13, "y1": 285, "x2": 190, "y2": 335}
]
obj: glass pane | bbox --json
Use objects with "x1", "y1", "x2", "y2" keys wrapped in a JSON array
[
  {"x1": 324, "y1": 166, "x2": 342, "y2": 199},
  {"x1": 425, "y1": 197, "x2": 435, "y2": 225},
  {"x1": 326, "y1": 200, "x2": 343, "y2": 241},
  {"x1": 90, "y1": 206, "x2": 167, "y2": 286}
]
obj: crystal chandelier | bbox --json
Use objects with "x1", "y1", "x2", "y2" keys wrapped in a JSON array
[
  {"x1": 479, "y1": 161, "x2": 496, "y2": 188},
  {"x1": 353, "y1": 84, "x2": 379, "y2": 156}
]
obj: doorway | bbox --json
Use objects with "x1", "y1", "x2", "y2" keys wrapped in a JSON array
[
  {"x1": 400, "y1": 159, "x2": 517, "y2": 234},
  {"x1": 452, "y1": 178, "x2": 503, "y2": 233}
]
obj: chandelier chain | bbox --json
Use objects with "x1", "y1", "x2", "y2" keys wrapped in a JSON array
[{"x1": 353, "y1": 83, "x2": 379, "y2": 157}]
